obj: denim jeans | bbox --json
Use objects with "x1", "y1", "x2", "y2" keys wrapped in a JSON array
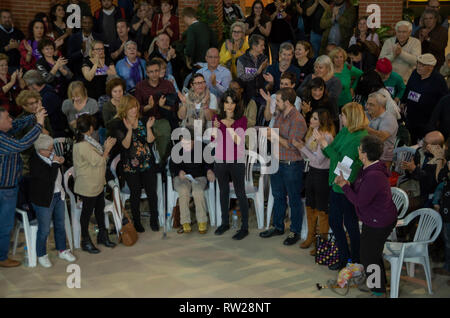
[
  {"x1": 270, "y1": 161, "x2": 304, "y2": 234},
  {"x1": 443, "y1": 222, "x2": 450, "y2": 271},
  {"x1": 310, "y1": 31, "x2": 323, "y2": 58},
  {"x1": 329, "y1": 189, "x2": 360, "y2": 263},
  {"x1": 32, "y1": 193, "x2": 67, "y2": 257},
  {"x1": 0, "y1": 187, "x2": 19, "y2": 261}
]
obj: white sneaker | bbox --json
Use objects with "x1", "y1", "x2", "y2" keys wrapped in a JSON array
[
  {"x1": 38, "y1": 254, "x2": 52, "y2": 268},
  {"x1": 58, "y1": 250, "x2": 76, "y2": 262}
]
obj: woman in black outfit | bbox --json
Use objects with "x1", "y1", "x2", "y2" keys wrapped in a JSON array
[
  {"x1": 293, "y1": 40, "x2": 315, "y2": 86},
  {"x1": 108, "y1": 95, "x2": 159, "y2": 233},
  {"x1": 301, "y1": 77, "x2": 337, "y2": 124},
  {"x1": 211, "y1": 90, "x2": 249, "y2": 240},
  {"x1": 245, "y1": 0, "x2": 272, "y2": 58}
]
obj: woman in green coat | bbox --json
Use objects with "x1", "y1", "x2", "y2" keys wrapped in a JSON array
[
  {"x1": 317, "y1": 102, "x2": 368, "y2": 270},
  {"x1": 329, "y1": 47, "x2": 363, "y2": 109}
]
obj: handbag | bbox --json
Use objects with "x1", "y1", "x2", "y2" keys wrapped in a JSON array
[
  {"x1": 119, "y1": 213, "x2": 138, "y2": 246},
  {"x1": 112, "y1": 190, "x2": 138, "y2": 246},
  {"x1": 315, "y1": 233, "x2": 339, "y2": 266}
]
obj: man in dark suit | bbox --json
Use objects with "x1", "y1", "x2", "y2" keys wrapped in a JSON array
[
  {"x1": 93, "y1": 0, "x2": 126, "y2": 47},
  {"x1": 67, "y1": 15, "x2": 103, "y2": 80},
  {"x1": 0, "y1": 9, "x2": 25, "y2": 73}
]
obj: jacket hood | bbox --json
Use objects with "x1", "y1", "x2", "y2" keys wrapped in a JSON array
[{"x1": 362, "y1": 160, "x2": 390, "y2": 178}]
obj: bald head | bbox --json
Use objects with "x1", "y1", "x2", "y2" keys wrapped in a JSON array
[
  {"x1": 206, "y1": 48, "x2": 220, "y2": 70},
  {"x1": 424, "y1": 131, "x2": 445, "y2": 146}
]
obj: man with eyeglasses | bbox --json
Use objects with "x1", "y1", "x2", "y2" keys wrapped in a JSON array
[
  {"x1": 413, "y1": 0, "x2": 449, "y2": 34},
  {"x1": 0, "y1": 105, "x2": 47, "y2": 268},
  {"x1": 196, "y1": 48, "x2": 232, "y2": 101},
  {"x1": 380, "y1": 20, "x2": 422, "y2": 84},
  {"x1": 401, "y1": 53, "x2": 448, "y2": 144}
]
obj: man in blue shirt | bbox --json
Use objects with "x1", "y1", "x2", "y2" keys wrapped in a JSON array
[
  {"x1": 264, "y1": 42, "x2": 301, "y2": 93},
  {"x1": 0, "y1": 106, "x2": 46, "y2": 267},
  {"x1": 196, "y1": 48, "x2": 232, "y2": 101}
]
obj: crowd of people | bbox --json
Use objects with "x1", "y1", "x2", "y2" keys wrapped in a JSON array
[{"x1": 1, "y1": 0, "x2": 450, "y2": 298}]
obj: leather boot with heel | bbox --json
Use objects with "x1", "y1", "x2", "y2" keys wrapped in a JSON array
[{"x1": 300, "y1": 207, "x2": 318, "y2": 249}]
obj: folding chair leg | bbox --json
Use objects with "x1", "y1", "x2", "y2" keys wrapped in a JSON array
[
  {"x1": 12, "y1": 223, "x2": 21, "y2": 255},
  {"x1": 64, "y1": 205, "x2": 73, "y2": 251}
]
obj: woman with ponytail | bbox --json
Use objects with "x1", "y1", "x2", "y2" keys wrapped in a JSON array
[{"x1": 73, "y1": 114, "x2": 117, "y2": 254}]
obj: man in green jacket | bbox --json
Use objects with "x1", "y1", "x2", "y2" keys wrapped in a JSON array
[
  {"x1": 181, "y1": 7, "x2": 218, "y2": 68},
  {"x1": 319, "y1": 0, "x2": 356, "y2": 55}
]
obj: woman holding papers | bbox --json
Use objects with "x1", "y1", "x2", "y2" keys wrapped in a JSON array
[
  {"x1": 335, "y1": 135, "x2": 397, "y2": 298},
  {"x1": 320, "y1": 102, "x2": 368, "y2": 271},
  {"x1": 293, "y1": 109, "x2": 335, "y2": 256}
]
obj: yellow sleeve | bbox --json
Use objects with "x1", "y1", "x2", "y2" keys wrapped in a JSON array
[{"x1": 220, "y1": 42, "x2": 233, "y2": 66}]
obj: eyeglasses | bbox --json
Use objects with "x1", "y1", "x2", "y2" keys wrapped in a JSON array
[
  {"x1": 232, "y1": 30, "x2": 243, "y2": 34},
  {"x1": 193, "y1": 81, "x2": 206, "y2": 85},
  {"x1": 206, "y1": 56, "x2": 219, "y2": 59}
]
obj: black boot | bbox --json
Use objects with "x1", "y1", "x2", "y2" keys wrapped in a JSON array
[
  {"x1": 97, "y1": 229, "x2": 116, "y2": 248},
  {"x1": 150, "y1": 216, "x2": 159, "y2": 232},
  {"x1": 133, "y1": 219, "x2": 145, "y2": 233},
  {"x1": 81, "y1": 237, "x2": 100, "y2": 254}
]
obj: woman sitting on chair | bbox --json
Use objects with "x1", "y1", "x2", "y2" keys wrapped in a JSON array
[
  {"x1": 73, "y1": 114, "x2": 117, "y2": 253},
  {"x1": 335, "y1": 135, "x2": 397, "y2": 298},
  {"x1": 107, "y1": 95, "x2": 159, "y2": 233},
  {"x1": 30, "y1": 134, "x2": 76, "y2": 267}
]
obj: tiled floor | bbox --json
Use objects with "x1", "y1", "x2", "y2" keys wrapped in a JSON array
[{"x1": 1, "y1": 216, "x2": 450, "y2": 298}]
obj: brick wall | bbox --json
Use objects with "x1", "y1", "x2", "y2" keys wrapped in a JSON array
[
  {"x1": 4, "y1": 0, "x2": 53, "y2": 36},
  {"x1": 178, "y1": 0, "x2": 223, "y2": 40},
  {"x1": 358, "y1": 0, "x2": 404, "y2": 31}
]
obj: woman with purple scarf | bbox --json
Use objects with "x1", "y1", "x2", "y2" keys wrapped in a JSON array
[
  {"x1": 116, "y1": 41, "x2": 146, "y2": 94},
  {"x1": 19, "y1": 19, "x2": 47, "y2": 71}
]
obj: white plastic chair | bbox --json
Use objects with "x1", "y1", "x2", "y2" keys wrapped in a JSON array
[
  {"x1": 166, "y1": 166, "x2": 216, "y2": 229},
  {"x1": 386, "y1": 187, "x2": 410, "y2": 241},
  {"x1": 64, "y1": 167, "x2": 121, "y2": 248},
  {"x1": 12, "y1": 209, "x2": 38, "y2": 267},
  {"x1": 215, "y1": 150, "x2": 265, "y2": 229},
  {"x1": 110, "y1": 154, "x2": 165, "y2": 227},
  {"x1": 383, "y1": 208, "x2": 442, "y2": 298}
]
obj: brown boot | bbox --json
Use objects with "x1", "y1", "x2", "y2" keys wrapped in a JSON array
[
  {"x1": 0, "y1": 258, "x2": 21, "y2": 267},
  {"x1": 300, "y1": 207, "x2": 318, "y2": 249},
  {"x1": 318, "y1": 210, "x2": 330, "y2": 239}
]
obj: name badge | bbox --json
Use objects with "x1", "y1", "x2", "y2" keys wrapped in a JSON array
[
  {"x1": 386, "y1": 86, "x2": 395, "y2": 96},
  {"x1": 407, "y1": 91, "x2": 421, "y2": 103},
  {"x1": 245, "y1": 67, "x2": 257, "y2": 75}
]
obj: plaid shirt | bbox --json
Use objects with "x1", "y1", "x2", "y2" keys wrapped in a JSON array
[
  {"x1": 0, "y1": 115, "x2": 42, "y2": 188},
  {"x1": 273, "y1": 107, "x2": 307, "y2": 161}
]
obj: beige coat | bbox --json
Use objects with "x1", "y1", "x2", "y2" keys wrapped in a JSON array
[
  {"x1": 73, "y1": 141, "x2": 106, "y2": 197},
  {"x1": 379, "y1": 36, "x2": 422, "y2": 84}
]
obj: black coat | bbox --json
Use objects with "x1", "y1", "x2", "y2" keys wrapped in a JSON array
[{"x1": 29, "y1": 152, "x2": 63, "y2": 208}]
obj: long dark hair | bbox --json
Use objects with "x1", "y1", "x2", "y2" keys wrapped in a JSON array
[
  {"x1": 217, "y1": 89, "x2": 244, "y2": 120},
  {"x1": 27, "y1": 19, "x2": 47, "y2": 41},
  {"x1": 354, "y1": 16, "x2": 376, "y2": 38},
  {"x1": 75, "y1": 114, "x2": 97, "y2": 143},
  {"x1": 50, "y1": 4, "x2": 65, "y2": 23},
  {"x1": 34, "y1": 12, "x2": 54, "y2": 34},
  {"x1": 249, "y1": 0, "x2": 269, "y2": 25},
  {"x1": 303, "y1": 77, "x2": 329, "y2": 104}
]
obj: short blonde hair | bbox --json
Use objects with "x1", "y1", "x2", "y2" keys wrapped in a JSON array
[
  {"x1": 328, "y1": 47, "x2": 347, "y2": 65},
  {"x1": 314, "y1": 55, "x2": 334, "y2": 78},
  {"x1": 116, "y1": 95, "x2": 141, "y2": 119},
  {"x1": 16, "y1": 89, "x2": 41, "y2": 107},
  {"x1": 341, "y1": 102, "x2": 369, "y2": 133},
  {"x1": 88, "y1": 40, "x2": 104, "y2": 58},
  {"x1": 230, "y1": 21, "x2": 246, "y2": 34},
  {"x1": 67, "y1": 81, "x2": 88, "y2": 100}
]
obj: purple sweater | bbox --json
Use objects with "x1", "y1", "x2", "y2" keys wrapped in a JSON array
[
  {"x1": 342, "y1": 161, "x2": 397, "y2": 228},
  {"x1": 212, "y1": 115, "x2": 247, "y2": 162}
]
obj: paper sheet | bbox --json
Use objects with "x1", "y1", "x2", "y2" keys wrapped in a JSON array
[{"x1": 334, "y1": 156, "x2": 353, "y2": 180}]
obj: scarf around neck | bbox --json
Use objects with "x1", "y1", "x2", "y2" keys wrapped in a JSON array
[
  {"x1": 126, "y1": 57, "x2": 142, "y2": 85},
  {"x1": 84, "y1": 134, "x2": 103, "y2": 155}
]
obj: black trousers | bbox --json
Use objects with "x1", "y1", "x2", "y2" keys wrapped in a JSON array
[
  {"x1": 125, "y1": 168, "x2": 158, "y2": 225},
  {"x1": 360, "y1": 222, "x2": 396, "y2": 293},
  {"x1": 214, "y1": 162, "x2": 249, "y2": 230},
  {"x1": 79, "y1": 192, "x2": 106, "y2": 240}
]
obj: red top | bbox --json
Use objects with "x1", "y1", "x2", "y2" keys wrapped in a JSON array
[
  {"x1": 151, "y1": 14, "x2": 180, "y2": 42},
  {"x1": 212, "y1": 114, "x2": 247, "y2": 162},
  {"x1": 135, "y1": 79, "x2": 176, "y2": 119}
]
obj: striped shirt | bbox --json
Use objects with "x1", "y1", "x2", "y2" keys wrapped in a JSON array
[
  {"x1": 0, "y1": 115, "x2": 42, "y2": 188},
  {"x1": 273, "y1": 107, "x2": 307, "y2": 161}
]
